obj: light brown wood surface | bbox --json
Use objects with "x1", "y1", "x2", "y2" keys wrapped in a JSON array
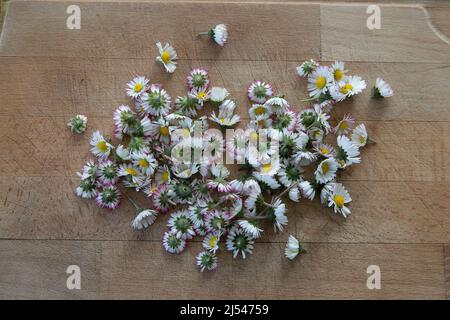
[{"x1": 0, "y1": 0, "x2": 449, "y2": 299}]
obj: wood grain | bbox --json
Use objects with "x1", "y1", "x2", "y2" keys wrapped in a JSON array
[
  {"x1": 0, "y1": 0, "x2": 449, "y2": 299},
  {"x1": 0, "y1": 240, "x2": 445, "y2": 299},
  {"x1": 0, "y1": 1, "x2": 320, "y2": 60},
  {"x1": 1, "y1": 176, "x2": 449, "y2": 243},
  {"x1": 1, "y1": 115, "x2": 448, "y2": 182},
  {"x1": 321, "y1": 5, "x2": 450, "y2": 63},
  {"x1": 1, "y1": 57, "x2": 450, "y2": 121}
]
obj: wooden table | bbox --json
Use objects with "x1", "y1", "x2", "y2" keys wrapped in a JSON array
[{"x1": 0, "y1": 0, "x2": 449, "y2": 299}]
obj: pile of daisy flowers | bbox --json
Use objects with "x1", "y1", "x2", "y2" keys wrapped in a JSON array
[{"x1": 72, "y1": 34, "x2": 393, "y2": 271}]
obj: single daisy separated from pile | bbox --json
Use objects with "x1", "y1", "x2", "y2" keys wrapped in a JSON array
[{"x1": 74, "y1": 51, "x2": 392, "y2": 270}]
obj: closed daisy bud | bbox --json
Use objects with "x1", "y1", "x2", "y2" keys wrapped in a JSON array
[
  {"x1": 132, "y1": 209, "x2": 158, "y2": 230},
  {"x1": 68, "y1": 114, "x2": 88, "y2": 134},
  {"x1": 199, "y1": 24, "x2": 228, "y2": 46},
  {"x1": 374, "y1": 77, "x2": 394, "y2": 98},
  {"x1": 284, "y1": 235, "x2": 305, "y2": 260}
]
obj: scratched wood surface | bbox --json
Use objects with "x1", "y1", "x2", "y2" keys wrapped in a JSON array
[{"x1": 0, "y1": 1, "x2": 449, "y2": 299}]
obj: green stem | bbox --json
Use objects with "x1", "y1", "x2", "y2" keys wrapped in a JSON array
[
  {"x1": 299, "y1": 97, "x2": 317, "y2": 103},
  {"x1": 124, "y1": 192, "x2": 141, "y2": 210}
]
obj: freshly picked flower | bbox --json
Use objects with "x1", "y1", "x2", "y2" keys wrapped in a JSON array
[
  {"x1": 156, "y1": 42, "x2": 178, "y2": 73},
  {"x1": 373, "y1": 77, "x2": 394, "y2": 98},
  {"x1": 74, "y1": 54, "x2": 388, "y2": 272},
  {"x1": 199, "y1": 24, "x2": 228, "y2": 46},
  {"x1": 67, "y1": 114, "x2": 87, "y2": 134}
]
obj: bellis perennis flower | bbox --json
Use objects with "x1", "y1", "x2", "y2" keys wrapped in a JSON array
[
  {"x1": 68, "y1": 114, "x2": 87, "y2": 134},
  {"x1": 76, "y1": 54, "x2": 386, "y2": 270},
  {"x1": 199, "y1": 24, "x2": 228, "y2": 46}
]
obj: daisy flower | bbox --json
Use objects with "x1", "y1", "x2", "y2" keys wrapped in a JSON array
[
  {"x1": 288, "y1": 186, "x2": 300, "y2": 202},
  {"x1": 189, "y1": 205, "x2": 206, "y2": 228},
  {"x1": 336, "y1": 135, "x2": 360, "y2": 168},
  {"x1": 244, "y1": 190, "x2": 263, "y2": 210},
  {"x1": 90, "y1": 131, "x2": 113, "y2": 160},
  {"x1": 351, "y1": 123, "x2": 368, "y2": 147},
  {"x1": 210, "y1": 99, "x2": 241, "y2": 127},
  {"x1": 75, "y1": 178, "x2": 97, "y2": 199},
  {"x1": 330, "y1": 61, "x2": 347, "y2": 82},
  {"x1": 113, "y1": 105, "x2": 137, "y2": 139},
  {"x1": 200, "y1": 24, "x2": 228, "y2": 46},
  {"x1": 314, "y1": 143, "x2": 335, "y2": 158},
  {"x1": 374, "y1": 77, "x2": 394, "y2": 98},
  {"x1": 174, "y1": 95, "x2": 198, "y2": 117},
  {"x1": 169, "y1": 180, "x2": 195, "y2": 204},
  {"x1": 196, "y1": 251, "x2": 218, "y2": 272},
  {"x1": 192, "y1": 179, "x2": 213, "y2": 203},
  {"x1": 249, "y1": 103, "x2": 271, "y2": 120},
  {"x1": 270, "y1": 199, "x2": 288, "y2": 232},
  {"x1": 207, "y1": 164, "x2": 231, "y2": 193},
  {"x1": 155, "y1": 165, "x2": 171, "y2": 185},
  {"x1": 188, "y1": 86, "x2": 211, "y2": 108},
  {"x1": 97, "y1": 160, "x2": 118, "y2": 185},
  {"x1": 67, "y1": 114, "x2": 87, "y2": 134},
  {"x1": 273, "y1": 110, "x2": 297, "y2": 132},
  {"x1": 299, "y1": 180, "x2": 316, "y2": 200},
  {"x1": 152, "y1": 184, "x2": 173, "y2": 213},
  {"x1": 163, "y1": 230, "x2": 186, "y2": 254},
  {"x1": 203, "y1": 233, "x2": 220, "y2": 253},
  {"x1": 278, "y1": 161, "x2": 303, "y2": 187},
  {"x1": 126, "y1": 76, "x2": 149, "y2": 99},
  {"x1": 314, "y1": 158, "x2": 338, "y2": 184},
  {"x1": 257, "y1": 158, "x2": 280, "y2": 176},
  {"x1": 328, "y1": 183, "x2": 352, "y2": 218},
  {"x1": 156, "y1": 42, "x2": 177, "y2": 73},
  {"x1": 265, "y1": 96, "x2": 290, "y2": 115},
  {"x1": 252, "y1": 172, "x2": 281, "y2": 190},
  {"x1": 226, "y1": 227, "x2": 255, "y2": 259},
  {"x1": 131, "y1": 151, "x2": 157, "y2": 176},
  {"x1": 296, "y1": 59, "x2": 318, "y2": 77},
  {"x1": 95, "y1": 185, "x2": 120, "y2": 209},
  {"x1": 230, "y1": 176, "x2": 261, "y2": 195},
  {"x1": 238, "y1": 220, "x2": 263, "y2": 239},
  {"x1": 139, "y1": 84, "x2": 172, "y2": 117},
  {"x1": 307, "y1": 66, "x2": 333, "y2": 99},
  {"x1": 333, "y1": 114, "x2": 355, "y2": 136},
  {"x1": 279, "y1": 130, "x2": 308, "y2": 159},
  {"x1": 187, "y1": 68, "x2": 209, "y2": 89},
  {"x1": 118, "y1": 163, "x2": 143, "y2": 183},
  {"x1": 115, "y1": 144, "x2": 131, "y2": 161},
  {"x1": 172, "y1": 163, "x2": 198, "y2": 179},
  {"x1": 148, "y1": 117, "x2": 174, "y2": 145},
  {"x1": 210, "y1": 87, "x2": 229, "y2": 104},
  {"x1": 168, "y1": 209, "x2": 196, "y2": 240},
  {"x1": 77, "y1": 159, "x2": 97, "y2": 181},
  {"x1": 320, "y1": 182, "x2": 335, "y2": 206},
  {"x1": 247, "y1": 80, "x2": 273, "y2": 103},
  {"x1": 131, "y1": 209, "x2": 158, "y2": 230},
  {"x1": 204, "y1": 210, "x2": 230, "y2": 235},
  {"x1": 285, "y1": 235, "x2": 304, "y2": 260},
  {"x1": 330, "y1": 75, "x2": 366, "y2": 102}
]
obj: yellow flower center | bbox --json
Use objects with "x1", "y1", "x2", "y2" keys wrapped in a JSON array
[
  {"x1": 339, "y1": 120, "x2": 349, "y2": 130},
  {"x1": 334, "y1": 69, "x2": 343, "y2": 81},
  {"x1": 261, "y1": 163, "x2": 272, "y2": 174},
  {"x1": 250, "y1": 132, "x2": 258, "y2": 141},
  {"x1": 341, "y1": 83, "x2": 353, "y2": 94},
  {"x1": 254, "y1": 106, "x2": 266, "y2": 116},
  {"x1": 161, "y1": 51, "x2": 171, "y2": 64},
  {"x1": 321, "y1": 147, "x2": 328, "y2": 155},
  {"x1": 159, "y1": 126, "x2": 169, "y2": 136},
  {"x1": 197, "y1": 91, "x2": 206, "y2": 100},
  {"x1": 257, "y1": 120, "x2": 267, "y2": 128},
  {"x1": 133, "y1": 83, "x2": 143, "y2": 93},
  {"x1": 209, "y1": 236, "x2": 218, "y2": 248},
  {"x1": 138, "y1": 159, "x2": 149, "y2": 168},
  {"x1": 220, "y1": 118, "x2": 225, "y2": 123},
  {"x1": 321, "y1": 162, "x2": 329, "y2": 174},
  {"x1": 182, "y1": 128, "x2": 191, "y2": 138},
  {"x1": 315, "y1": 76, "x2": 327, "y2": 89},
  {"x1": 334, "y1": 195, "x2": 345, "y2": 208},
  {"x1": 162, "y1": 171, "x2": 169, "y2": 182},
  {"x1": 97, "y1": 141, "x2": 108, "y2": 153},
  {"x1": 125, "y1": 167, "x2": 137, "y2": 176},
  {"x1": 359, "y1": 135, "x2": 366, "y2": 144}
]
